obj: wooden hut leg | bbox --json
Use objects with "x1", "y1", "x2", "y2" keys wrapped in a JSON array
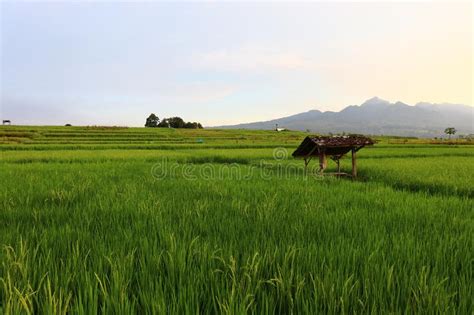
[
  {"x1": 336, "y1": 159, "x2": 340, "y2": 173},
  {"x1": 351, "y1": 148, "x2": 357, "y2": 178},
  {"x1": 319, "y1": 153, "x2": 327, "y2": 174}
]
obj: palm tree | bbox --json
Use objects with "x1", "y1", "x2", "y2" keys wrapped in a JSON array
[{"x1": 444, "y1": 127, "x2": 457, "y2": 140}]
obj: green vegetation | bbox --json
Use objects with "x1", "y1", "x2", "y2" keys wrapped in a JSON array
[
  {"x1": 1, "y1": 126, "x2": 473, "y2": 313},
  {"x1": 444, "y1": 127, "x2": 457, "y2": 139},
  {"x1": 144, "y1": 114, "x2": 203, "y2": 129}
]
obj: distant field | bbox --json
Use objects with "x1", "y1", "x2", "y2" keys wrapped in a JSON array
[{"x1": 1, "y1": 126, "x2": 473, "y2": 313}]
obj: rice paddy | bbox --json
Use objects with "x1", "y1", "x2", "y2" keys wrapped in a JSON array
[{"x1": 1, "y1": 126, "x2": 473, "y2": 314}]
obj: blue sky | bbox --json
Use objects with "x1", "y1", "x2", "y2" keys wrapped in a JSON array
[{"x1": 1, "y1": 1, "x2": 472, "y2": 126}]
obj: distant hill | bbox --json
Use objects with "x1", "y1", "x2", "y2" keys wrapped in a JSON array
[{"x1": 215, "y1": 97, "x2": 473, "y2": 137}]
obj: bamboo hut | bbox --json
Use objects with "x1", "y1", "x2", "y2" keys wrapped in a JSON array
[{"x1": 292, "y1": 135, "x2": 374, "y2": 178}]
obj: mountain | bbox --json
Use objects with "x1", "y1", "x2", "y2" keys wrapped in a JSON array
[{"x1": 216, "y1": 97, "x2": 473, "y2": 137}]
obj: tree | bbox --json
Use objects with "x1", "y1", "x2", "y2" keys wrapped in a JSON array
[
  {"x1": 167, "y1": 117, "x2": 186, "y2": 128},
  {"x1": 444, "y1": 127, "x2": 456, "y2": 139},
  {"x1": 184, "y1": 122, "x2": 202, "y2": 129},
  {"x1": 158, "y1": 118, "x2": 169, "y2": 128},
  {"x1": 184, "y1": 122, "x2": 195, "y2": 129},
  {"x1": 156, "y1": 116, "x2": 203, "y2": 128},
  {"x1": 145, "y1": 114, "x2": 160, "y2": 127}
]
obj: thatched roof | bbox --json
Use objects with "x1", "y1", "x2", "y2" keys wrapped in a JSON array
[{"x1": 292, "y1": 135, "x2": 374, "y2": 157}]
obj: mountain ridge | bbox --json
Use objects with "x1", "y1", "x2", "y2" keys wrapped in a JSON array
[{"x1": 215, "y1": 97, "x2": 473, "y2": 137}]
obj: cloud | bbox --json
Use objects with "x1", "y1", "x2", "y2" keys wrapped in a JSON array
[
  {"x1": 191, "y1": 46, "x2": 315, "y2": 73},
  {"x1": 157, "y1": 82, "x2": 238, "y2": 103}
]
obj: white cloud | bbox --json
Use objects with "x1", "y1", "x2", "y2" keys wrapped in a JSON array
[
  {"x1": 157, "y1": 82, "x2": 238, "y2": 103},
  {"x1": 191, "y1": 45, "x2": 315, "y2": 73}
]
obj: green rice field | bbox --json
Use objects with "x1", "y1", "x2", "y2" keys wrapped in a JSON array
[{"x1": 1, "y1": 126, "x2": 473, "y2": 313}]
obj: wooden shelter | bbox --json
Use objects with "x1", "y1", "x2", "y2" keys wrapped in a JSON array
[{"x1": 292, "y1": 135, "x2": 374, "y2": 178}]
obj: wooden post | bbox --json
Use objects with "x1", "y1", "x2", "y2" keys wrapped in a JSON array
[
  {"x1": 351, "y1": 148, "x2": 357, "y2": 178},
  {"x1": 336, "y1": 159, "x2": 340, "y2": 173},
  {"x1": 304, "y1": 158, "x2": 308, "y2": 173},
  {"x1": 318, "y1": 153, "x2": 327, "y2": 174}
]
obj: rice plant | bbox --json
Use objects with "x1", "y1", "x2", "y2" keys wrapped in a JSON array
[{"x1": 0, "y1": 126, "x2": 472, "y2": 313}]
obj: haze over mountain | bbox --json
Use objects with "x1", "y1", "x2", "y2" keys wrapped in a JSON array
[{"x1": 216, "y1": 97, "x2": 473, "y2": 137}]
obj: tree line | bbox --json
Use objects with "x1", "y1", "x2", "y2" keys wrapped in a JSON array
[{"x1": 145, "y1": 114, "x2": 203, "y2": 129}]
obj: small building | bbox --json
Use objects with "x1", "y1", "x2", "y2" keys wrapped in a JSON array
[
  {"x1": 292, "y1": 135, "x2": 374, "y2": 178},
  {"x1": 274, "y1": 123, "x2": 287, "y2": 132}
]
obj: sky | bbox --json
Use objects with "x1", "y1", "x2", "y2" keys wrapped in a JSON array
[{"x1": 0, "y1": 1, "x2": 472, "y2": 126}]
